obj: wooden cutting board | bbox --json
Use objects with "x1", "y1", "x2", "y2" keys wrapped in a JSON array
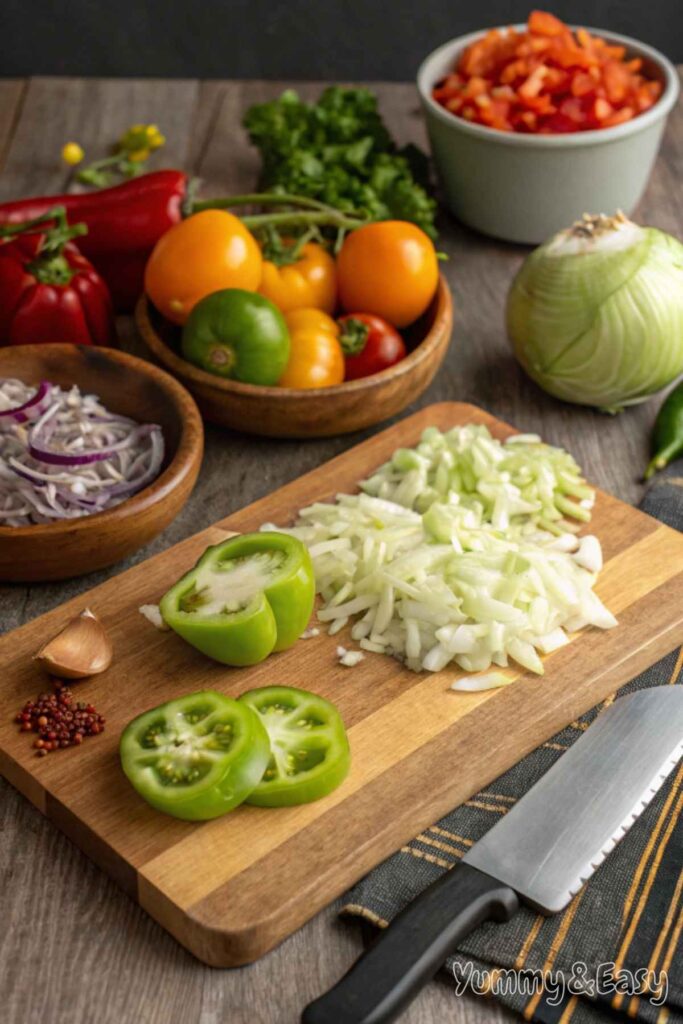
[{"x1": 1, "y1": 402, "x2": 682, "y2": 967}]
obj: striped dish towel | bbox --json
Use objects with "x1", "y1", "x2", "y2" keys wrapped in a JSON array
[{"x1": 343, "y1": 468, "x2": 683, "y2": 1024}]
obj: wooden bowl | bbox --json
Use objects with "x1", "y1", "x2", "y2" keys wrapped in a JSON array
[
  {"x1": 0, "y1": 345, "x2": 204, "y2": 582},
  {"x1": 135, "y1": 276, "x2": 453, "y2": 438}
]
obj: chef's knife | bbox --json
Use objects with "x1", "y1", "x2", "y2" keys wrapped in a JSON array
[{"x1": 302, "y1": 687, "x2": 683, "y2": 1024}]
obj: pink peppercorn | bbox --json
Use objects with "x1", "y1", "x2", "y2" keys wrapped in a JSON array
[{"x1": 15, "y1": 685, "x2": 105, "y2": 756}]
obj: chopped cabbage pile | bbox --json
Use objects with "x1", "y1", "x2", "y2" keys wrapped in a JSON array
[{"x1": 263, "y1": 425, "x2": 617, "y2": 681}]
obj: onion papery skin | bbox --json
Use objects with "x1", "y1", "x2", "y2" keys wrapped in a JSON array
[{"x1": 506, "y1": 223, "x2": 683, "y2": 412}]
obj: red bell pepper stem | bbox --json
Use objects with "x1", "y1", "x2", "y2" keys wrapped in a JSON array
[
  {"x1": 0, "y1": 205, "x2": 91, "y2": 287},
  {"x1": 0, "y1": 209, "x2": 114, "y2": 346}
]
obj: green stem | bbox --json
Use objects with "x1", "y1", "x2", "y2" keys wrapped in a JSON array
[
  {"x1": 259, "y1": 225, "x2": 320, "y2": 265},
  {"x1": 0, "y1": 205, "x2": 87, "y2": 285},
  {"x1": 240, "y1": 210, "x2": 366, "y2": 232},
  {"x1": 82, "y1": 153, "x2": 125, "y2": 170},
  {"x1": 339, "y1": 317, "x2": 370, "y2": 357},
  {"x1": 191, "y1": 192, "x2": 343, "y2": 215},
  {"x1": 0, "y1": 206, "x2": 67, "y2": 239}
]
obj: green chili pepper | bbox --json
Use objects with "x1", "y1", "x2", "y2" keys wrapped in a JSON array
[
  {"x1": 645, "y1": 382, "x2": 683, "y2": 479},
  {"x1": 159, "y1": 532, "x2": 315, "y2": 666}
]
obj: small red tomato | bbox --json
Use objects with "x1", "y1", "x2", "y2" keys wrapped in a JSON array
[{"x1": 338, "y1": 313, "x2": 407, "y2": 381}]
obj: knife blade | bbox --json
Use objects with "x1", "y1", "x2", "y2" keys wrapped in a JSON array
[{"x1": 302, "y1": 687, "x2": 683, "y2": 1024}]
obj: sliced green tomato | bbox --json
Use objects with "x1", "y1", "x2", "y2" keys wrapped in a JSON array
[
  {"x1": 119, "y1": 691, "x2": 270, "y2": 820},
  {"x1": 239, "y1": 686, "x2": 351, "y2": 807},
  {"x1": 159, "y1": 532, "x2": 315, "y2": 666}
]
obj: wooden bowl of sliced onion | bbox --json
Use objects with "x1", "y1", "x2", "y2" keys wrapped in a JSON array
[{"x1": 0, "y1": 344, "x2": 203, "y2": 581}]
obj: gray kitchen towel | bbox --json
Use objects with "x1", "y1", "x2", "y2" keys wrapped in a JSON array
[{"x1": 343, "y1": 468, "x2": 683, "y2": 1024}]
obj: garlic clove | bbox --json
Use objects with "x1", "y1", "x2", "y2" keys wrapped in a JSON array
[{"x1": 34, "y1": 608, "x2": 113, "y2": 679}]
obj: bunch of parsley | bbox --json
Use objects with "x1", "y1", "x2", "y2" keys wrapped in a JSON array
[{"x1": 243, "y1": 87, "x2": 437, "y2": 239}]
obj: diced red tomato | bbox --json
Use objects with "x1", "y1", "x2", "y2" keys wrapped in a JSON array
[
  {"x1": 528, "y1": 10, "x2": 565, "y2": 36},
  {"x1": 432, "y1": 10, "x2": 663, "y2": 134}
]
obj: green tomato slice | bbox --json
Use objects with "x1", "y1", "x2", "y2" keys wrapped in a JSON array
[
  {"x1": 239, "y1": 686, "x2": 351, "y2": 807},
  {"x1": 120, "y1": 690, "x2": 270, "y2": 820},
  {"x1": 159, "y1": 532, "x2": 315, "y2": 666}
]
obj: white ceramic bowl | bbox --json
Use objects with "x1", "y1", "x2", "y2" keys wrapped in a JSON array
[{"x1": 417, "y1": 26, "x2": 679, "y2": 243}]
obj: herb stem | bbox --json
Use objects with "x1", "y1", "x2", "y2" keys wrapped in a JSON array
[
  {"x1": 240, "y1": 210, "x2": 367, "y2": 232},
  {"x1": 191, "y1": 192, "x2": 342, "y2": 214}
]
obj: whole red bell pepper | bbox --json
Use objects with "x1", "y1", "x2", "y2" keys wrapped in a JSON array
[
  {"x1": 0, "y1": 207, "x2": 115, "y2": 347},
  {"x1": 0, "y1": 170, "x2": 187, "y2": 312}
]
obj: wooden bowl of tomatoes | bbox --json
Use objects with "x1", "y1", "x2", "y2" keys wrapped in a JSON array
[{"x1": 136, "y1": 275, "x2": 453, "y2": 439}]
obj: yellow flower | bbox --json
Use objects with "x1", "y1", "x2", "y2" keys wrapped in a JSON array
[
  {"x1": 119, "y1": 123, "x2": 165, "y2": 159},
  {"x1": 61, "y1": 142, "x2": 84, "y2": 166},
  {"x1": 145, "y1": 124, "x2": 165, "y2": 149}
]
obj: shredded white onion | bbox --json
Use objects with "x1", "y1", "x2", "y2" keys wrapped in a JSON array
[
  {"x1": 139, "y1": 604, "x2": 169, "y2": 631},
  {"x1": 262, "y1": 425, "x2": 617, "y2": 681},
  {"x1": 336, "y1": 645, "x2": 365, "y2": 667},
  {"x1": 0, "y1": 378, "x2": 164, "y2": 526},
  {"x1": 450, "y1": 672, "x2": 512, "y2": 692},
  {"x1": 573, "y1": 535, "x2": 603, "y2": 573}
]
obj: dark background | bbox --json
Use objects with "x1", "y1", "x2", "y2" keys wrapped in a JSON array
[{"x1": 2, "y1": 0, "x2": 681, "y2": 79}]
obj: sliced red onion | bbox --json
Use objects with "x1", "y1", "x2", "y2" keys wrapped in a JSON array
[
  {"x1": 29, "y1": 423, "x2": 157, "y2": 466},
  {"x1": 0, "y1": 378, "x2": 165, "y2": 527},
  {"x1": 0, "y1": 381, "x2": 52, "y2": 423},
  {"x1": 8, "y1": 462, "x2": 47, "y2": 488}
]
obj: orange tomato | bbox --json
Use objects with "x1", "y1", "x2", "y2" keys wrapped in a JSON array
[
  {"x1": 337, "y1": 222, "x2": 438, "y2": 328},
  {"x1": 259, "y1": 242, "x2": 337, "y2": 315},
  {"x1": 144, "y1": 210, "x2": 262, "y2": 325},
  {"x1": 279, "y1": 308, "x2": 344, "y2": 389}
]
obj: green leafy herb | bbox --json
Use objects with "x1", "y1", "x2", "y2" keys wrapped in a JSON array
[{"x1": 243, "y1": 87, "x2": 437, "y2": 239}]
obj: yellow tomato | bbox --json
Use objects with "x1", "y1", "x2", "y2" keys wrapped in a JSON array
[
  {"x1": 337, "y1": 221, "x2": 439, "y2": 328},
  {"x1": 259, "y1": 242, "x2": 337, "y2": 315},
  {"x1": 279, "y1": 308, "x2": 345, "y2": 389},
  {"x1": 144, "y1": 210, "x2": 262, "y2": 325}
]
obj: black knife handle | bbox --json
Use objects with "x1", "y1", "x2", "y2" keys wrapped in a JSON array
[{"x1": 302, "y1": 863, "x2": 519, "y2": 1024}]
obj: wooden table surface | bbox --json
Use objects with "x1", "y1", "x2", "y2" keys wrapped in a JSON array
[{"x1": 0, "y1": 76, "x2": 681, "y2": 1024}]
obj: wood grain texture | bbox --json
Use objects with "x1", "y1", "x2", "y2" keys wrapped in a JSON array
[
  {"x1": 0, "y1": 345, "x2": 204, "y2": 581},
  {"x1": 0, "y1": 77, "x2": 198, "y2": 203},
  {"x1": 135, "y1": 278, "x2": 453, "y2": 437},
  {"x1": 0, "y1": 80, "x2": 26, "y2": 174},
  {"x1": 1, "y1": 402, "x2": 682, "y2": 969},
  {"x1": 1, "y1": 74, "x2": 682, "y2": 1024}
]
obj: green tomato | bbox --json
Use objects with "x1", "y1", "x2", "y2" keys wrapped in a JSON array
[
  {"x1": 239, "y1": 686, "x2": 351, "y2": 807},
  {"x1": 119, "y1": 691, "x2": 270, "y2": 820},
  {"x1": 181, "y1": 288, "x2": 290, "y2": 385},
  {"x1": 159, "y1": 532, "x2": 315, "y2": 666}
]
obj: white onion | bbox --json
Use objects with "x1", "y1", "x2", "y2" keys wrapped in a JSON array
[{"x1": 507, "y1": 214, "x2": 683, "y2": 412}]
